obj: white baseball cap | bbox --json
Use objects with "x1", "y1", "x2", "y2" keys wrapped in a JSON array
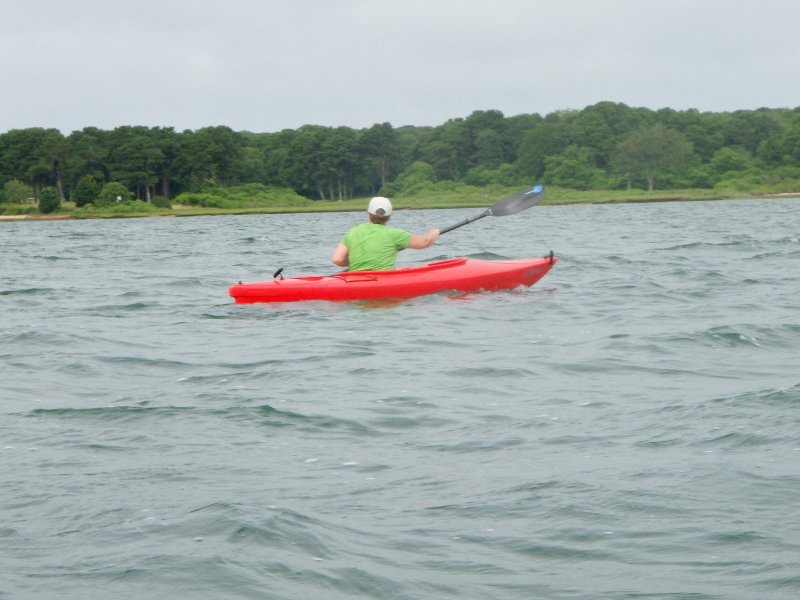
[{"x1": 368, "y1": 196, "x2": 392, "y2": 217}]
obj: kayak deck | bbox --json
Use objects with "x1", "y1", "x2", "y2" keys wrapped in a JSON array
[{"x1": 230, "y1": 254, "x2": 557, "y2": 303}]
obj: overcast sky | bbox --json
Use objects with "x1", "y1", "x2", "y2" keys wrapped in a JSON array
[{"x1": 2, "y1": 0, "x2": 799, "y2": 135}]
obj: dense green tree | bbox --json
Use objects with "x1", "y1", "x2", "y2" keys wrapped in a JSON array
[
  {"x1": 386, "y1": 161, "x2": 436, "y2": 195},
  {"x1": 709, "y1": 147, "x2": 753, "y2": 176},
  {"x1": 236, "y1": 146, "x2": 267, "y2": 184},
  {"x1": 151, "y1": 127, "x2": 180, "y2": 199},
  {"x1": 544, "y1": 145, "x2": 606, "y2": 190},
  {"x1": 3, "y1": 102, "x2": 800, "y2": 201},
  {"x1": 464, "y1": 110, "x2": 512, "y2": 167},
  {"x1": 273, "y1": 125, "x2": 362, "y2": 200},
  {"x1": 97, "y1": 181, "x2": 133, "y2": 206},
  {"x1": 571, "y1": 102, "x2": 652, "y2": 170},
  {"x1": 64, "y1": 127, "x2": 113, "y2": 189},
  {"x1": 721, "y1": 110, "x2": 782, "y2": 155},
  {"x1": 420, "y1": 117, "x2": 473, "y2": 181},
  {"x1": 282, "y1": 125, "x2": 335, "y2": 199},
  {"x1": 0, "y1": 128, "x2": 65, "y2": 197},
  {"x1": 109, "y1": 126, "x2": 164, "y2": 200},
  {"x1": 245, "y1": 129, "x2": 294, "y2": 188},
  {"x1": 72, "y1": 175, "x2": 101, "y2": 207},
  {"x1": 515, "y1": 122, "x2": 554, "y2": 179},
  {"x1": 613, "y1": 125, "x2": 695, "y2": 191},
  {"x1": 391, "y1": 125, "x2": 432, "y2": 172},
  {"x1": 38, "y1": 186, "x2": 60, "y2": 213},
  {"x1": 2, "y1": 179, "x2": 33, "y2": 203},
  {"x1": 173, "y1": 126, "x2": 243, "y2": 192},
  {"x1": 505, "y1": 113, "x2": 544, "y2": 157},
  {"x1": 359, "y1": 122, "x2": 398, "y2": 191},
  {"x1": 473, "y1": 129, "x2": 506, "y2": 168},
  {"x1": 324, "y1": 126, "x2": 360, "y2": 200},
  {"x1": 515, "y1": 110, "x2": 584, "y2": 180},
  {"x1": 464, "y1": 163, "x2": 521, "y2": 186},
  {"x1": 756, "y1": 135, "x2": 785, "y2": 165},
  {"x1": 33, "y1": 129, "x2": 67, "y2": 199},
  {"x1": 679, "y1": 111, "x2": 726, "y2": 163},
  {"x1": 778, "y1": 114, "x2": 800, "y2": 164}
]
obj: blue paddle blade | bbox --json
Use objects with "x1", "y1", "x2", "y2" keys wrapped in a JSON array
[
  {"x1": 440, "y1": 184, "x2": 546, "y2": 234},
  {"x1": 488, "y1": 184, "x2": 546, "y2": 217}
]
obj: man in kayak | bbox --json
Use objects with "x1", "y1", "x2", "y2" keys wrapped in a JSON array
[{"x1": 331, "y1": 197, "x2": 440, "y2": 271}]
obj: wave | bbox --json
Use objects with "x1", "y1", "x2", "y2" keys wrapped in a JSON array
[
  {"x1": 0, "y1": 287, "x2": 58, "y2": 296},
  {"x1": 664, "y1": 323, "x2": 800, "y2": 350}
]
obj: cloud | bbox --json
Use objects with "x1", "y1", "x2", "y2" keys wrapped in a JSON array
[{"x1": 2, "y1": 0, "x2": 799, "y2": 134}]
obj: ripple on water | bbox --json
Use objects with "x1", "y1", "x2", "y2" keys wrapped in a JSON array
[{"x1": 3, "y1": 200, "x2": 800, "y2": 599}]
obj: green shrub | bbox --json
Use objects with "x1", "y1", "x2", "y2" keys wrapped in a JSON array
[
  {"x1": 0, "y1": 204, "x2": 39, "y2": 215},
  {"x1": 104, "y1": 200, "x2": 160, "y2": 213},
  {"x1": 173, "y1": 184, "x2": 310, "y2": 209},
  {"x1": 174, "y1": 192, "x2": 225, "y2": 208},
  {"x1": 384, "y1": 161, "x2": 436, "y2": 196},
  {"x1": 38, "y1": 187, "x2": 61, "y2": 213},
  {"x1": 464, "y1": 163, "x2": 526, "y2": 187},
  {"x1": 2, "y1": 179, "x2": 33, "y2": 204},
  {"x1": 73, "y1": 175, "x2": 101, "y2": 207},
  {"x1": 150, "y1": 196, "x2": 172, "y2": 208},
  {"x1": 72, "y1": 200, "x2": 162, "y2": 217},
  {"x1": 97, "y1": 182, "x2": 133, "y2": 206}
]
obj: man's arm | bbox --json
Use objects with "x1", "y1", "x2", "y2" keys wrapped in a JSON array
[
  {"x1": 407, "y1": 229, "x2": 440, "y2": 250},
  {"x1": 331, "y1": 243, "x2": 349, "y2": 267}
]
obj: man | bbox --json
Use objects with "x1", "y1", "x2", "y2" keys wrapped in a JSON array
[{"x1": 331, "y1": 196, "x2": 439, "y2": 271}]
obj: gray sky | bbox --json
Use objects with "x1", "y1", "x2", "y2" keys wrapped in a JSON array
[{"x1": 2, "y1": 0, "x2": 799, "y2": 135}]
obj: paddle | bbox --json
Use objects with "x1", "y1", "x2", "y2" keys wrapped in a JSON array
[{"x1": 439, "y1": 184, "x2": 545, "y2": 235}]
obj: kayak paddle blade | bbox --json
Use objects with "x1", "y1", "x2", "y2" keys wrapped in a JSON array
[
  {"x1": 439, "y1": 184, "x2": 545, "y2": 235},
  {"x1": 488, "y1": 184, "x2": 545, "y2": 217}
]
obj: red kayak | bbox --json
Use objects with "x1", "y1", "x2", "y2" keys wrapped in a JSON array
[{"x1": 229, "y1": 254, "x2": 557, "y2": 303}]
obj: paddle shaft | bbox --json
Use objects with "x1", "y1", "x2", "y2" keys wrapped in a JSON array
[
  {"x1": 439, "y1": 184, "x2": 545, "y2": 235},
  {"x1": 439, "y1": 209, "x2": 491, "y2": 235}
]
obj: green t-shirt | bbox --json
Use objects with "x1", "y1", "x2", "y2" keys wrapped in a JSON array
[{"x1": 340, "y1": 223, "x2": 412, "y2": 271}]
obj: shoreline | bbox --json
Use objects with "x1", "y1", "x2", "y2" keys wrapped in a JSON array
[{"x1": 2, "y1": 192, "x2": 799, "y2": 222}]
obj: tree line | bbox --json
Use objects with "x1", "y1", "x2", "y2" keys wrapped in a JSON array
[{"x1": 2, "y1": 101, "x2": 800, "y2": 209}]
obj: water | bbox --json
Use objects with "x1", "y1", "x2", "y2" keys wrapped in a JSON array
[{"x1": 2, "y1": 199, "x2": 799, "y2": 599}]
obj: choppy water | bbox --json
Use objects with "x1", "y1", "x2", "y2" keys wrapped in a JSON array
[{"x1": 2, "y1": 199, "x2": 799, "y2": 599}]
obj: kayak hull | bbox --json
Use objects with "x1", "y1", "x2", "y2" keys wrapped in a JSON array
[{"x1": 229, "y1": 255, "x2": 557, "y2": 303}]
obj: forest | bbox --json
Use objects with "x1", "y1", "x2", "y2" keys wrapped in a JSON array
[{"x1": 1, "y1": 101, "x2": 800, "y2": 214}]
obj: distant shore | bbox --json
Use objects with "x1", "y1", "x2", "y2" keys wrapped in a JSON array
[{"x1": 2, "y1": 190, "x2": 799, "y2": 222}]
